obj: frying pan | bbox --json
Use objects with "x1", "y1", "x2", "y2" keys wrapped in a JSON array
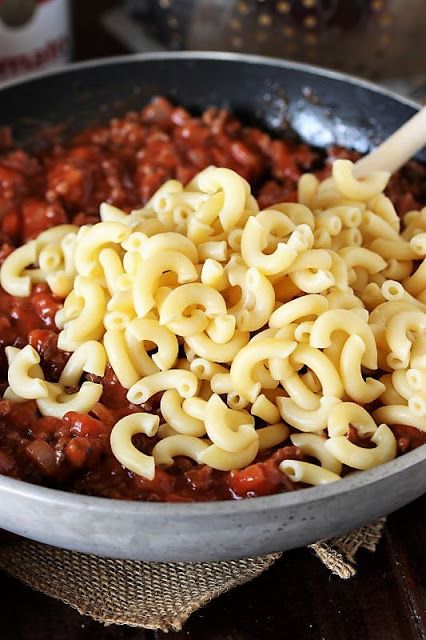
[{"x1": 0, "y1": 52, "x2": 425, "y2": 562}]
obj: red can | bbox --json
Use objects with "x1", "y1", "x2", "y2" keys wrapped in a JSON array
[{"x1": 0, "y1": 0, "x2": 70, "y2": 85}]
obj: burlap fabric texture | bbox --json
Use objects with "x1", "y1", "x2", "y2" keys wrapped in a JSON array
[{"x1": 0, "y1": 518, "x2": 385, "y2": 632}]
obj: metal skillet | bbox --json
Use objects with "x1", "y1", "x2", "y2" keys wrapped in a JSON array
[{"x1": 0, "y1": 52, "x2": 425, "y2": 562}]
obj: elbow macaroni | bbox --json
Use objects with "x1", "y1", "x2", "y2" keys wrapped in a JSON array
[
  {"x1": 2, "y1": 160, "x2": 416, "y2": 483},
  {"x1": 110, "y1": 413, "x2": 159, "y2": 480},
  {"x1": 8, "y1": 345, "x2": 48, "y2": 399}
]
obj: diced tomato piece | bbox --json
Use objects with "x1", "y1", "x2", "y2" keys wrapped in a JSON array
[
  {"x1": 6, "y1": 400, "x2": 38, "y2": 430},
  {"x1": 184, "y1": 465, "x2": 216, "y2": 493},
  {"x1": 66, "y1": 437, "x2": 92, "y2": 468},
  {"x1": 100, "y1": 366, "x2": 130, "y2": 409},
  {"x1": 21, "y1": 198, "x2": 67, "y2": 240},
  {"x1": 30, "y1": 416, "x2": 63, "y2": 439},
  {"x1": 28, "y1": 328, "x2": 56, "y2": 351},
  {"x1": 1, "y1": 210, "x2": 20, "y2": 239},
  {"x1": 132, "y1": 467, "x2": 176, "y2": 496},
  {"x1": 228, "y1": 461, "x2": 282, "y2": 498},
  {"x1": 64, "y1": 412, "x2": 108, "y2": 437},
  {"x1": 391, "y1": 424, "x2": 426, "y2": 454},
  {"x1": 31, "y1": 284, "x2": 63, "y2": 328}
]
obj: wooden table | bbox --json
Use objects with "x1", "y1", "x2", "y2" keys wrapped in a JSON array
[
  {"x1": 1, "y1": 494, "x2": 425, "y2": 640},
  {"x1": 1, "y1": 2, "x2": 426, "y2": 638}
]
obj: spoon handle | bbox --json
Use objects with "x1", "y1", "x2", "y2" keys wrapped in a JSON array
[{"x1": 354, "y1": 106, "x2": 426, "y2": 177}]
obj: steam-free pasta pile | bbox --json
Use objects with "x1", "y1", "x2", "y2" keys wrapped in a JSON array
[{"x1": 2, "y1": 159, "x2": 426, "y2": 489}]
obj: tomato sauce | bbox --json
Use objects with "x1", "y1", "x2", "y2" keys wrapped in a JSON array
[{"x1": 0, "y1": 97, "x2": 425, "y2": 502}]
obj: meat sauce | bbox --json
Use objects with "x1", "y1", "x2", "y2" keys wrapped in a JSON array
[{"x1": 0, "y1": 97, "x2": 425, "y2": 502}]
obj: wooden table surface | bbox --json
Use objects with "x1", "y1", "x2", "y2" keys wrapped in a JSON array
[
  {"x1": 1, "y1": 2, "x2": 425, "y2": 638},
  {"x1": 1, "y1": 493, "x2": 426, "y2": 640}
]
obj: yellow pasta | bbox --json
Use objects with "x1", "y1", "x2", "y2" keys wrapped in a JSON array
[
  {"x1": 201, "y1": 258, "x2": 228, "y2": 291},
  {"x1": 228, "y1": 266, "x2": 275, "y2": 332},
  {"x1": 36, "y1": 224, "x2": 79, "y2": 250},
  {"x1": 385, "y1": 310, "x2": 426, "y2": 369},
  {"x1": 159, "y1": 283, "x2": 227, "y2": 337},
  {"x1": 2, "y1": 159, "x2": 424, "y2": 487},
  {"x1": 269, "y1": 294, "x2": 328, "y2": 329},
  {"x1": 110, "y1": 413, "x2": 159, "y2": 480},
  {"x1": 204, "y1": 394, "x2": 257, "y2": 452},
  {"x1": 7, "y1": 345, "x2": 48, "y2": 399},
  {"x1": 128, "y1": 317, "x2": 179, "y2": 372},
  {"x1": 74, "y1": 221, "x2": 130, "y2": 276},
  {"x1": 195, "y1": 167, "x2": 249, "y2": 231},
  {"x1": 257, "y1": 423, "x2": 289, "y2": 450},
  {"x1": 185, "y1": 328, "x2": 250, "y2": 363},
  {"x1": 331, "y1": 227, "x2": 363, "y2": 252},
  {"x1": 290, "y1": 343, "x2": 344, "y2": 399},
  {"x1": 37, "y1": 381, "x2": 103, "y2": 419},
  {"x1": 57, "y1": 276, "x2": 106, "y2": 350},
  {"x1": 410, "y1": 334, "x2": 426, "y2": 369},
  {"x1": 275, "y1": 202, "x2": 315, "y2": 229},
  {"x1": 340, "y1": 335, "x2": 385, "y2": 403},
  {"x1": 287, "y1": 224, "x2": 314, "y2": 252},
  {"x1": 371, "y1": 238, "x2": 418, "y2": 261},
  {"x1": 140, "y1": 231, "x2": 197, "y2": 262},
  {"x1": 373, "y1": 405, "x2": 426, "y2": 431},
  {"x1": 59, "y1": 341, "x2": 107, "y2": 387},
  {"x1": 276, "y1": 396, "x2": 341, "y2": 433},
  {"x1": 98, "y1": 248, "x2": 125, "y2": 295},
  {"x1": 198, "y1": 439, "x2": 259, "y2": 471},
  {"x1": 313, "y1": 227, "x2": 332, "y2": 249},
  {"x1": 152, "y1": 435, "x2": 209, "y2": 467},
  {"x1": 279, "y1": 460, "x2": 341, "y2": 485},
  {"x1": 332, "y1": 159, "x2": 390, "y2": 201},
  {"x1": 160, "y1": 389, "x2": 206, "y2": 437},
  {"x1": 325, "y1": 424, "x2": 396, "y2": 470},
  {"x1": 133, "y1": 250, "x2": 198, "y2": 318},
  {"x1": 241, "y1": 215, "x2": 297, "y2": 276},
  {"x1": 1, "y1": 241, "x2": 37, "y2": 296},
  {"x1": 360, "y1": 210, "x2": 400, "y2": 242},
  {"x1": 310, "y1": 309, "x2": 377, "y2": 369},
  {"x1": 410, "y1": 232, "x2": 426, "y2": 256},
  {"x1": 339, "y1": 247, "x2": 387, "y2": 277},
  {"x1": 127, "y1": 369, "x2": 198, "y2": 405},
  {"x1": 249, "y1": 394, "x2": 281, "y2": 424},
  {"x1": 290, "y1": 433, "x2": 342, "y2": 474},
  {"x1": 297, "y1": 173, "x2": 319, "y2": 208},
  {"x1": 289, "y1": 267, "x2": 335, "y2": 293},
  {"x1": 206, "y1": 314, "x2": 236, "y2": 344},
  {"x1": 379, "y1": 373, "x2": 406, "y2": 405},
  {"x1": 104, "y1": 329, "x2": 141, "y2": 389},
  {"x1": 367, "y1": 194, "x2": 399, "y2": 232},
  {"x1": 230, "y1": 338, "x2": 296, "y2": 402},
  {"x1": 327, "y1": 402, "x2": 377, "y2": 438}
]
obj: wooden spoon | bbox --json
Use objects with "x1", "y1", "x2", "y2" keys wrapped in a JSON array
[{"x1": 353, "y1": 106, "x2": 426, "y2": 178}]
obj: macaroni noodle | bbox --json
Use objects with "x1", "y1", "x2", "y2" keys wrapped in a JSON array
[{"x1": 2, "y1": 159, "x2": 423, "y2": 487}]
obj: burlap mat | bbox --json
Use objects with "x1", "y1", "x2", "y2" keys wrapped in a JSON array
[{"x1": 0, "y1": 518, "x2": 385, "y2": 632}]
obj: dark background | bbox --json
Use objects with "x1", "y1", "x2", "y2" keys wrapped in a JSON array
[
  {"x1": 1, "y1": 496, "x2": 426, "y2": 640},
  {"x1": 71, "y1": 0, "x2": 128, "y2": 62},
  {"x1": 1, "y1": 1, "x2": 426, "y2": 638}
]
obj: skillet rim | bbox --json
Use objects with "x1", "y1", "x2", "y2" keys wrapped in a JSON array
[
  {"x1": 0, "y1": 444, "x2": 425, "y2": 516},
  {"x1": 0, "y1": 50, "x2": 421, "y2": 111}
]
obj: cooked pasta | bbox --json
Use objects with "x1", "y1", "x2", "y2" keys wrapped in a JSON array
[{"x1": 4, "y1": 157, "x2": 425, "y2": 487}]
